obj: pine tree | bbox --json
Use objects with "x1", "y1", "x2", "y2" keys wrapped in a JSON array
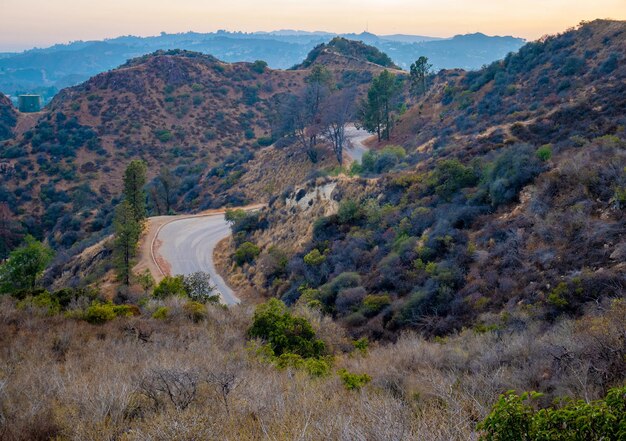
[
  {"x1": 113, "y1": 200, "x2": 141, "y2": 286},
  {"x1": 359, "y1": 70, "x2": 400, "y2": 141},
  {"x1": 409, "y1": 56, "x2": 432, "y2": 98},
  {"x1": 123, "y1": 160, "x2": 147, "y2": 222}
]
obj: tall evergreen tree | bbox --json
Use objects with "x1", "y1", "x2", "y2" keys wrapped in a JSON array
[
  {"x1": 123, "y1": 160, "x2": 147, "y2": 222},
  {"x1": 359, "y1": 70, "x2": 401, "y2": 141},
  {"x1": 113, "y1": 200, "x2": 141, "y2": 286},
  {"x1": 409, "y1": 56, "x2": 432, "y2": 98}
]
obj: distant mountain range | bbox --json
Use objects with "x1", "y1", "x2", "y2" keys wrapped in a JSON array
[{"x1": 0, "y1": 30, "x2": 524, "y2": 103}]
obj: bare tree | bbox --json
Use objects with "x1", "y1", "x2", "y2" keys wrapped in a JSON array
[
  {"x1": 139, "y1": 368, "x2": 198, "y2": 411},
  {"x1": 321, "y1": 88, "x2": 356, "y2": 166},
  {"x1": 156, "y1": 167, "x2": 178, "y2": 214},
  {"x1": 206, "y1": 357, "x2": 246, "y2": 415},
  {"x1": 275, "y1": 67, "x2": 334, "y2": 163},
  {"x1": 279, "y1": 92, "x2": 323, "y2": 163}
]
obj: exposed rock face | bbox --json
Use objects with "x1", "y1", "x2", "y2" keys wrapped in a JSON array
[{"x1": 286, "y1": 182, "x2": 338, "y2": 214}]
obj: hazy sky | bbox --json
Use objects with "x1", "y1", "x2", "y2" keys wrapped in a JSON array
[{"x1": 1, "y1": 0, "x2": 625, "y2": 51}]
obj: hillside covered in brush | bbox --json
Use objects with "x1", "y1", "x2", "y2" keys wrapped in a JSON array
[
  {"x1": 1, "y1": 19, "x2": 625, "y2": 441},
  {"x1": 224, "y1": 20, "x2": 626, "y2": 338},
  {"x1": 0, "y1": 92, "x2": 16, "y2": 141},
  {"x1": 393, "y1": 20, "x2": 625, "y2": 153},
  {"x1": 0, "y1": 42, "x2": 396, "y2": 258}
]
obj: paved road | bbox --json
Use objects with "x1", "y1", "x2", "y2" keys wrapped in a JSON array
[
  {"x1": 344, "y1": 124, "x2": 372, "y2": 163},
  {"x1": 150, "y1": 124, "x2": 370, "y2": 307},
  {"x1": 155, "y1": 214, "x2": 239, "y2": 305}
]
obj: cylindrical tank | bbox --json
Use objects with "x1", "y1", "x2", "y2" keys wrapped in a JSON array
[{"x1": 18, "y1": 95, "x2": 41, "y2": 112}]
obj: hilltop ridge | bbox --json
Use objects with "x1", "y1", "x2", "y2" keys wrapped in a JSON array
[
  {"x1": 0, "y1": 30, "x2": 524, "y2": 101},
  {"x1": 293, "y1": 37, "x2": 401, "y2": 70}
]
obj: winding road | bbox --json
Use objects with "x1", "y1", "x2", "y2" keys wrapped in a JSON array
[
  {"x1": 148, "y1": 125, "x2": 372, "y2": 306},
  {"x1": 154, "y1": 214, "x2": 239, "y2": 305},
  {"x1": 344, "y1": 124, "x2": 372, "y2": 163}
]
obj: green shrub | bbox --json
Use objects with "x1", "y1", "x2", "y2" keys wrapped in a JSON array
[
  {"x1": 251, "y1": 60, "x2": 268, "y2": 74},
  {"x1": 361, "y1": 294, "x2": 391, "y2": 316},
  {"x1": 349, "y1": 161, "x2": 363, "y2": 175},
  {"x1": 352, "y1": 337, "x2": 369, "y2": 354},
  {"x1": 152, "y1": 306, "x2": 169, "y2": 319},
  {"x1": 248, "y1": 298, "x2": 325, "y2": 358},
  {"x1": 113, "y1": 304, "x2": 140, "y2": 317},
  {"x1": 225, "y1": 208, "x2": 247, "y2": 224},
  {"x1": 84, "y1": 303, "x2": 117, "y2": 324},
  {"x1": 481, "y1": 144, "x2": 543, "y2": 207},
  {"x1": 614, "y1": 186, "x2": 626, "y2": 209},
  {"x1": 536, "y1": 144, "x2": 553, "y2": 161},
  {"x1": 304, "y1": 249, "x2": 326, "y2": 266},
  {"x1": 154, "y1": 129, "x2": 173, "y2": 143},
  {"x1": 16, "y1": 291, "x2": 60, "y2": 315},
  {"x1": 234, "y1": 242, "x2": 261, "y2": 266},
  {"x1": 183, "y1": 272, "x2": 219, "y2": 303},
  {"x1": 360, "y1": 145, "x2": 406, "y2": 174},
  {"x1": 338, "y1": 369, "x2": 371, "y2": 391},
  {"x1": 183, "y1": 301, "x2": 207, "y2": 323},
  {"x1": 0, "y1": 235, "x2": 54, "y2": 294},
  {"x1": 337, "y1": 199, "x2": 363, "y2": 224},
  {"x1": 319, "y1": 272, "x2": 361, "y2": 306},
  {"x1": 274, "y1": 353, "x2": 331, "y2": 377},
  {"x1": 153, "y1": 275, "x2": 186, "y2": 298},
  {"x1": 256, "y1": 136, "x2": 274, "y2": 147},
  {"x1": 426, "y1": 159, "x2": 479, "y2": 200},
  {"x1": 303, "y1": 357, "x2": 332, "y2": 377},
  {"x1": 477, "y1": 386, "x2": 626, "y2": 441},
  {"x1": 275, "y1": 352, "x2": 306, "y2": 370}
]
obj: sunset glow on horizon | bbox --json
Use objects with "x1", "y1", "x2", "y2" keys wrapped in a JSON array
[{"x1": 1, "y1": 0, "x2": 625, "y2": 51}]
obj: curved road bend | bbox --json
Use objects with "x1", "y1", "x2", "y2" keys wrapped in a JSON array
[
  {"x1": 155, "y1": 214, "x2": 239, "y2": 305},
  {"x1": 152, "y1": 126, "x2": 371, "y2": 306},
  {"x1": 344, "y1": 124, "x2": 372, "y2": 163}
]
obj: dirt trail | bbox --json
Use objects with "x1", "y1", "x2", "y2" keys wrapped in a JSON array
[{"x1": 14, "y1": 112, "x2": 43, "y2": 136}]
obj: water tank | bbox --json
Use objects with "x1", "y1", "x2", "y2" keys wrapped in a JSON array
[{"x1": 18, "y1": 95, "x2": 41, "y2": 112}]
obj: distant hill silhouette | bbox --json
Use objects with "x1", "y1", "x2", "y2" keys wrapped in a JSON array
[{"x1": 0, "y1": 30, "x2": 524, "y2": 101}]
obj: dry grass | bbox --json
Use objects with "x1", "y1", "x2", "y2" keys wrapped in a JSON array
[{"x1": 0, "y1": 296, "x2": 624, "y2": 440}]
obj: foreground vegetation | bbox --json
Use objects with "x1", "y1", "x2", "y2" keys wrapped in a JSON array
[{"x1": 0, "y1": 289, "x2": 624, "y2": 440}]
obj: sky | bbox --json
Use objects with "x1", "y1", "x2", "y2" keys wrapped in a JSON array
[{"x1": 1, "y1": 0, "x2": 625, "y2": 51}]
